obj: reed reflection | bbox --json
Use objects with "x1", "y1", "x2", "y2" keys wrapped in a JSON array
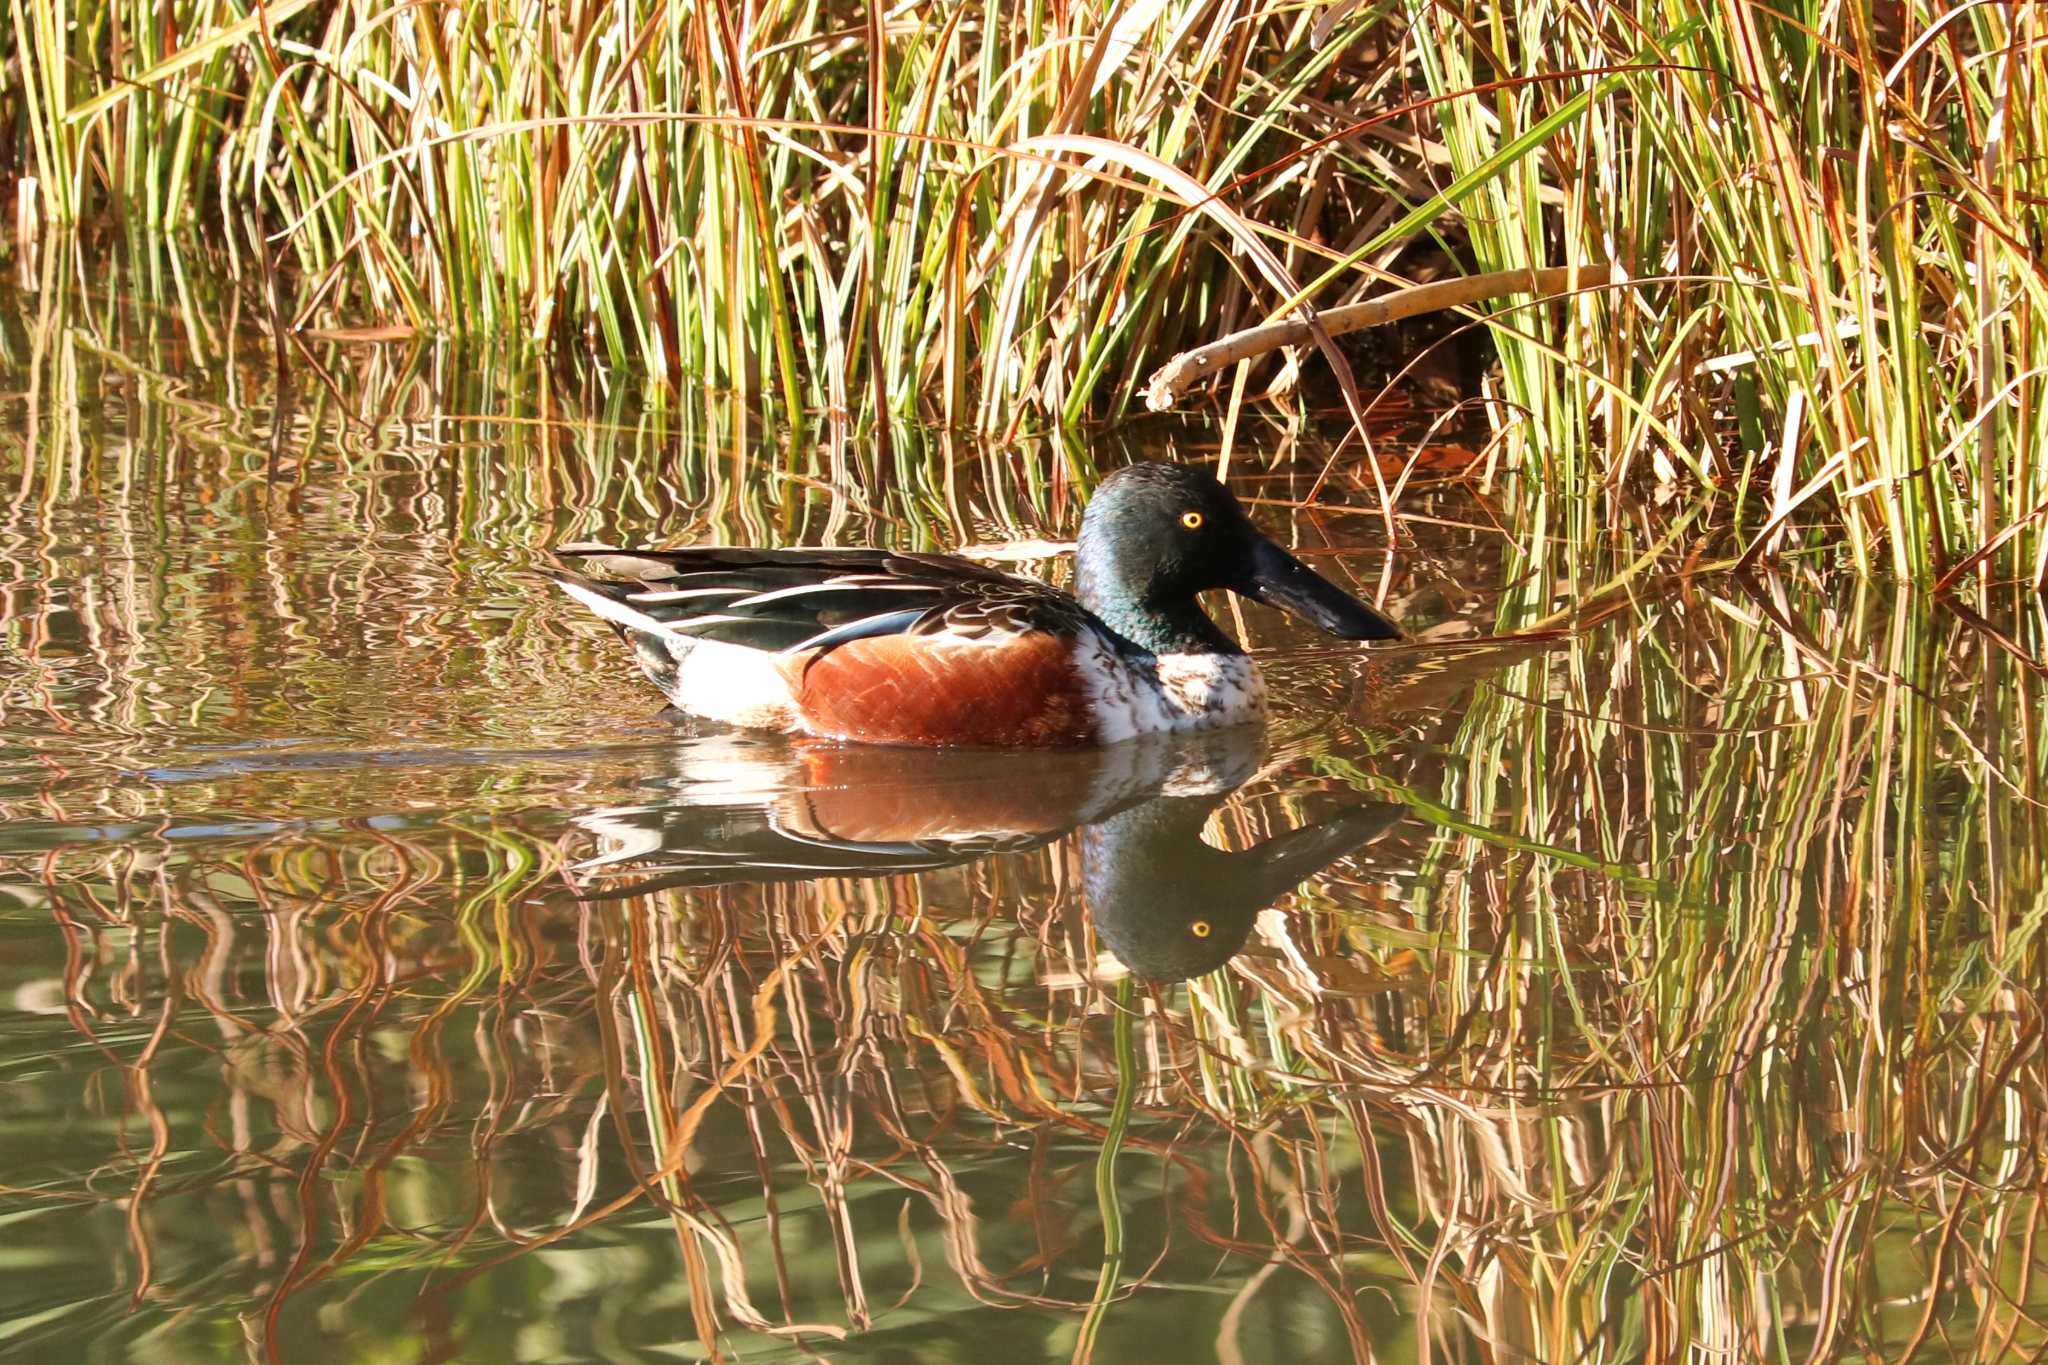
[
  {"x1": 572, "y1": 726, "x2": 1400, "y2": 981},
  {"x1": 5, "y1": 255, "x2": 2042, "y2": 1362}
]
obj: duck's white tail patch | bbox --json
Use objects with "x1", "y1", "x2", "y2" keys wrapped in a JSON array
[
  {"x1": 672, "y1": 639, "x2": 799, "y2": 729},
  {"x1": 559, "y1": 579, "x2": 799, "y2": 730}
]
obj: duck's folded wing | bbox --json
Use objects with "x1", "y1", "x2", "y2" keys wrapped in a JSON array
[{"x1": 553, "y1": 545, "x2": 1076, "y2": 653}]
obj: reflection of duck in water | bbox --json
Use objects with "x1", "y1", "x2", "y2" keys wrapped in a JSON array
[
  {"x1": 1079, "y1": 782, "x2": 1398, "y2": 982},
  {"x1": 572, "y1": 728, "x2": 1399, "y2": 982},
  {"x1": 554, "y1": 462, "x2": 1397, "y2": 748}
]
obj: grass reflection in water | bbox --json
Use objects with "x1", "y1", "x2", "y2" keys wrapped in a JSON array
[{"x1": 0, "y1": 260, "x2": 2043, "y2": 1363}]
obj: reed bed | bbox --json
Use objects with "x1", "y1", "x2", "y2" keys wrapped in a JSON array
[
  {"x1": 2, "y1": 258, "x2": 2043, "y2": 1362},
  {"x1": 8, "y1": 2, "x2": 2048, "y2": 580}
]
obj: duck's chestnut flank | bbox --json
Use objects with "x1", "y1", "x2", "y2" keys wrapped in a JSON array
[
  {"x1": 554, "y1": 461, "x2": 1399, "y2": 748},
  {"x1": 791, "y1": 631, "x2": 1099, "y2": 747}
]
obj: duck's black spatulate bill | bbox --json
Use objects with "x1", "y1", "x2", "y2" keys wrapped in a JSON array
[{"x1": 1235, "y1": 535, "x2": 1401, "y2": 641}]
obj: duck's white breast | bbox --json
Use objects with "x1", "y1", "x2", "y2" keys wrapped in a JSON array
[{"x1": 1071, "y1": 633, "x2": 1267, "y2": 743}]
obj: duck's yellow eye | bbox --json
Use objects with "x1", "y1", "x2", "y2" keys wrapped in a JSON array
[
  {"x1": 1180, "y1": 510, "x2": 1205, "y2": 530},
  {"x1": 1190, "y1": 920, "x2": 1212, "y2": 938}
]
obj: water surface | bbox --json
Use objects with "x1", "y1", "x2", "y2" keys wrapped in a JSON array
[{"x1": 2, "y1": 256, "x2": 2042, "y2": 1363}]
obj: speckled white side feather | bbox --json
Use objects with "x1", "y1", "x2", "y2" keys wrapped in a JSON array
[
  {"x1": 1071, "y1": 629, "x2": 1267, "y2": 742},
  {"x1": 1154, "y1": 652, "x2": 1266, "y2": 726}
]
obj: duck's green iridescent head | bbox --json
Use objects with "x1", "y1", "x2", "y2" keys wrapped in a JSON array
[{"x1": 1074, "y1": 461, "x2": 1400, "y2": 655}]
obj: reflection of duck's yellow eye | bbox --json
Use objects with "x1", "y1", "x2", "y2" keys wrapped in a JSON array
[
  {"x1": 1191, "y1": 920, "x2": 1212, "y2": 938},
  {"x1": 1180, "y1": 510, "x2": 1205, "y2": 530}
]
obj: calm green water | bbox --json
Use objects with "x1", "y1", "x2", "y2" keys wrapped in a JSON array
[{"x1": 2, "y1": 258, "x2": 2043, "y2": 1363}]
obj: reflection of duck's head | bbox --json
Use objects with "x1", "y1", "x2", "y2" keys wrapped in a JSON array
[{"x1": 1080, "y1": 790, "x2": 1401, "y2": 982}]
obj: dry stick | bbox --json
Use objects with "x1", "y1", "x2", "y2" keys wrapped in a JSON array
[{"x1": 1144, "y1": 262, "x2": 1625, "y2": 411}]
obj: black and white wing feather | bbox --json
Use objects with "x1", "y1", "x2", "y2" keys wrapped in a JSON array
[{"x1": 554, "y1": 545, "x2": 1088, "y2": 654}]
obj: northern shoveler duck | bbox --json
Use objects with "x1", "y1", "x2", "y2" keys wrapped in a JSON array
[
  {"x1": 553, "y1": 461, "x2": 1399, "y2": 748},
  {"x1": 572, "y1": 729, "x2": 1402, "y2": 980}
]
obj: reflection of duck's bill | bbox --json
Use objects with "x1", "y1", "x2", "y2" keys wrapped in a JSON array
[
  {"x1": 1087, "y1": 800, "x2": 1404, "y2": 983},
  {"x1": 1234, "y1": 802, "x2": 1405, "y2": 903}
]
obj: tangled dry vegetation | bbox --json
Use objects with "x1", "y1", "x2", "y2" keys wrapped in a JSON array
[{"x1": 8, "y1": 1, "x2": 2048, "y2": 579}]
